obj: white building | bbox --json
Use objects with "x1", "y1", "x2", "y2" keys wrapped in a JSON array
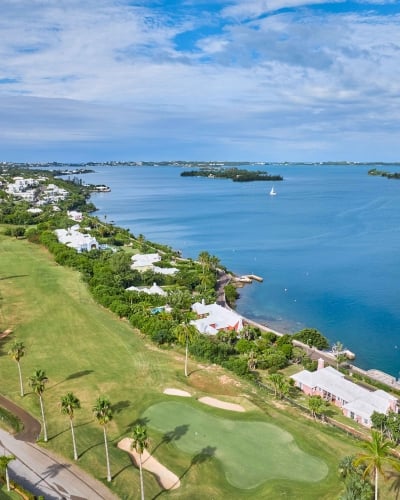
[
  {"x1": 191, "y1": 300, "x2": 244, "y2": 335},
  {"x1": 54, "y1": 225, "x2": 99, "y2": 253},
  {"x1": 125, "y1": 282, "x2": 167, "y2": 296},
  {"x1": 131, "y1": 253, "x2": 178, "y2": 275}
]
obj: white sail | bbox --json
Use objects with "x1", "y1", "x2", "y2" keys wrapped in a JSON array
[{"x1": 269, "y1": 186, "x2": 276, "y2": 196}]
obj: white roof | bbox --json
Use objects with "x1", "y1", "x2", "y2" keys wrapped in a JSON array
[
  {"x1": 131, "y1": 253, "x2": 160, "y2": 268},
  {"x1": 292, "y1": 367, "x2": 398, "y2": 419},
  {"x1": 153, "y1": 266, "x2": 179, "y2": 275},
  {"x1": 343, "y1": 390, "x2": 397, "y2": 421},
  {"x1": 125, "y1": 282, "x2": 167, "y2": 296},
  {"x1": 291, "y1": 366, "x2": 366, "y2": 404},
  {"x1": 190, "y1": 301, "x2": 243, "y2": 334},
  {"x1": 54, "y1": 226, "x2": 98, "y2": 252}
]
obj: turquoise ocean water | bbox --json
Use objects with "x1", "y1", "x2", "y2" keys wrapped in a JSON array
[{"x1": 72, "y1": 164, "x2": 400, "y2": 376}]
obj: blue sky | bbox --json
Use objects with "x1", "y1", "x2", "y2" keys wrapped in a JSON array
[{"x1": 0, "y1": 0, "x2": 399, "y2": 162}]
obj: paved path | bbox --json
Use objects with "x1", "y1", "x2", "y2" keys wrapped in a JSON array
[
  {"x1": 0, "y1": 395, "x2": 41, "y2": 442},
  {"x1": 0, "y1": 396, "x2": 118, "y2": 499}
]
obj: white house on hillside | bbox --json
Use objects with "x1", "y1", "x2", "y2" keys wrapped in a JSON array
[
  {"x1": 131, "y1": 253, "x2": 161, "y2": 271},
  {"x1": 125, "y1": 282, "x2": 167, "y2": 296},
  {"x1": 131, "y1": 253, "x2": 178, "y2": 275},
  {"x1": 191, "y1": 300, "x2": 243, "y2": 335},
  {"x1": 67, "y1": 210, "x2": 83, "y2": 222},
  {"x1": 54, "y1": 225, "x2": 99, "y2": 253}
]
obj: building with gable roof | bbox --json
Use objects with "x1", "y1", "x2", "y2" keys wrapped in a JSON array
[
  {"x1": 190, "y1": 300, "x2": 243, "y2": 335},
  {"x1": 291, "y1": 359, "x2": 399, "y2": 427}
]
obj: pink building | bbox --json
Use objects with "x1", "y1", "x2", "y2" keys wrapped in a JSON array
[{"x1": 291, "y1": 359, "x2": 399, "y2": 427}]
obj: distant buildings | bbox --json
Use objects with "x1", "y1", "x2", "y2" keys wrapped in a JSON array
[{"x1": 4, "y1": 175, "x2": 69, "y2": 205}]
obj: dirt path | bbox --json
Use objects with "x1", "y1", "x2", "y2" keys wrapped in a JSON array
[{"x1": 0, "y1": 394, "x2": 41, "y2": 442}]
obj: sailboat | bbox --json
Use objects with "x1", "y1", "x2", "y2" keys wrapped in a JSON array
[{"x1": 269, "y1": 186, "x2": 277, "y2": 196}]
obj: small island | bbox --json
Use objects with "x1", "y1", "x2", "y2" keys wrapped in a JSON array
[
  {"x1": 180, "y1": 167, "x2": 283, "y2": 182},
  {"x1": 368, "y1": 168, "x2": 400, "y2": 180}
]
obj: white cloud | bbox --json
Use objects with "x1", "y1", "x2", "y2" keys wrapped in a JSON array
[{"x1": 0, "y1": 1, "x2": 399, "y2": 161}]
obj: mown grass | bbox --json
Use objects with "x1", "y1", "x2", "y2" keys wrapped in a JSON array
[{"x1": 0, "y1": 233, "x2": 398, "y2": 499}]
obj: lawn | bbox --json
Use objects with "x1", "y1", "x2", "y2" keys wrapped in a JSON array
[
  {"x1": 0, "y1": 233, "x2": 396, "y2": 499},
  {"x1": 143, "y1": 400, "x2": 328, "y2": 489}
]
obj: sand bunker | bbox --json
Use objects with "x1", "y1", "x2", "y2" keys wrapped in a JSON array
[
  {"x1": 198, "y1": 396, "x2": 245, "y2": 412},
  {"x1": 163, "y1": 388, "x2": 191, "y2": 397},
  {"x1": 118, "y1": 438, "x2": 180, "y2": 490}
]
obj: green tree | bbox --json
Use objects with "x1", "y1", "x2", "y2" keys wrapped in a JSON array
[
  {"x1": 8, "y1": 340, "x2": 26, "y2": 397},
  {"x1": 131, "y1": 424, "x2": 149, "y2": 500},
  {"x1": 29, "y1": 369, "x2": 49, "y2": 442},
  {"x1": 308, "y1": 395, "x2": 329, "y2": 420},
  {"x1": 60, "y1": 392, "x2": 81, "y2": 460},
  {"x1": 198, "y1": 251, "x2": 211, "y2": 275},
  {"x1": 93, "y1": 396, "x2": 113, "y2": 482},
  {"x1": 354, "y1": 429, "x2": 395, "y2": 500},
  {"x1": 269, "y1": 373, "x2": 288, "y2": 399},
  {"x1": 173, "y1": 322, "x2": 198, "y2": 376},
  {"x1": 293, "y1": 328, "x2": 330, "y2": 350},
  {"x1": 0, "y1": 454, "x2": 15, "y2": 492}
]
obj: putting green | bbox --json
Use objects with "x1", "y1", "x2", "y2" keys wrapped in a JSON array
[{"x1": 143, "y1": 401, "x2": 328, "y2": 489}]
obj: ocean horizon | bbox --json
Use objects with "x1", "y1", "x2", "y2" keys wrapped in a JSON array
[{"x1": 68, "y1": 163, "x2": 400, "y2": 377}]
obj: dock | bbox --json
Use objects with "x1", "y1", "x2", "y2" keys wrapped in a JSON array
[
  {"x1": 233, "y1": 274, "x2": 264, "y2": 284},
  {"x1": 247, "y1": 274, "x2": 264, "y2": 282}
]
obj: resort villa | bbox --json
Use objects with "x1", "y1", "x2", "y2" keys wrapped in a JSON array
[
  {"x1": 191, "y1": 300, "x2": 244, "y2": 335},
  {"x1": 54, "y1": 225, "x2": 99, "y2": 253},
  {"x1": 291, "y1": 359, "x2": 399, "y2": 427}
]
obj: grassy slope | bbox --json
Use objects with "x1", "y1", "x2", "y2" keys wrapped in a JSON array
[{"x1": 0, "y1": 234, "x2": 396, "y2": 499}]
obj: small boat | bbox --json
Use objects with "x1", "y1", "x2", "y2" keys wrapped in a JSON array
[{"x1": 269, "y1": 186, "x2": 277, "y2": 196}]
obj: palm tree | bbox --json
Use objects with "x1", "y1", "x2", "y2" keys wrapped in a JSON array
[
  {"x1": 93, "y1": 396, "x2": 113, "y2": 482},
  {"x1": 60, "y1": 392, "x2": 81, "y2": 460},
  {"x1": 29, "y1": 369, "x2": 48, "y2": 442},
  {"x1": 354, "y1": 429, "x2": 395, "y2": 500},
  {"x1": 131, "y1": 424, "x2": 149, "y2": 500},
  {"x1": 0, "y1": 454, "x2": 15, "y2": 492},
  {"x1": 198, "y1": 251, "x2": 211, "y2": 274},
  {"x1": 8, "y1": 340, "x2": 25, "y2": 397},
  {"x1": 173, "y1": 322, "x2": 198, "y2": 377},
  {"x1": 269, "y1": 373, "x2": 285, "y2": 398}
]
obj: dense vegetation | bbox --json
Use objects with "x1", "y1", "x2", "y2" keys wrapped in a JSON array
[
  {"x1": 368, "y1": 168, "x2": 400, "y2": 179},
  {"x1": 181, "y1": 167, "x2": 283, "y2": 182}
]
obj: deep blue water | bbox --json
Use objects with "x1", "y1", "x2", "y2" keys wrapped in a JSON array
[{"x1": 72, "y1": 164, "x2": 400, "y2": 376}]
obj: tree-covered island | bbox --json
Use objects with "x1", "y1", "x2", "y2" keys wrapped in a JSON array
[
  {"x1": 180, "y1": 167, "x2": 283, "y2": 182},
  {"x1": 368, "y1": 168, "x2": 400, "y2": 179}
]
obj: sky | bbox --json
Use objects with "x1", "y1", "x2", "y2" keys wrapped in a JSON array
[{"x1": 0, "y1": 0, "x2": 399, "y2": 162}]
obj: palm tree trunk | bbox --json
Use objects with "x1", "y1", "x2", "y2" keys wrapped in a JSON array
[
  {"x1": 375, "y1": 466, "x2": 378, "y2": 500},
  {"x1": 17, "y1": 361, "x2": 24, "y2": 397},
  {"x1": 185, "y1": 340, "x2": 189, "y2": 377},
  {"x1": 139, "y1": 453, "x2": 145, "y2": 500},
  {"x1": 39, "y1": 395, "x2": 48, "y2": 442},
  {"x1": 5, "y1": 467, "x2": 10, "y2": 492},
  {"x1": 70, "y1": 418, "x2": 78, "y2": 460},
  {"x1": 103, "y1": 426, "x2": 111, "y2": 482}
]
